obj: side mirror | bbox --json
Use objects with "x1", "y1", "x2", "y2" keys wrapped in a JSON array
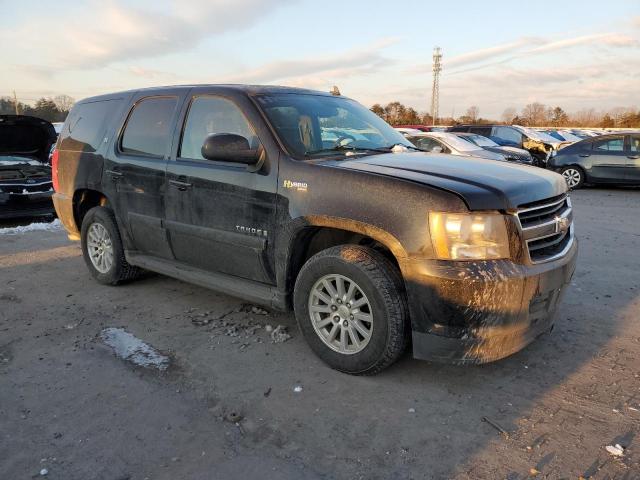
[
  {"x1": 201, "y1": 133, "x2": 261, "y2": 165},
  {"x1": 430, "y1": 145, "x2": 444, "y2": 153}
]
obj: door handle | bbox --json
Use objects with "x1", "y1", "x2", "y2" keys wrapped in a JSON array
[
  {"x1": 579, "y1": 154, "x2": 590, "y2": 157},
  {"x1": 169, "y1": 179, "x2": 193, "y2": 191},
  {"x1": 105, "y1": 169, "x2": 123, "y2": 181}
]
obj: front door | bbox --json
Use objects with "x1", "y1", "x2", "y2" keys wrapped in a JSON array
[
  {"x1": 588, "y1": 135, "x2": 628, "y2": 182},
  {"x1": 165, "y1": 93, "x2": 278, "y2": 284}
]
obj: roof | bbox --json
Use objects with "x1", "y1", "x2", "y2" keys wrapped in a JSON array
[{"x1": 77, "y1": 84, "x2": 338, "y2": 104}]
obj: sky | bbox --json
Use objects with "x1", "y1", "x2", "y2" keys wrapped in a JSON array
[{"x1": 1, "y1": 0, "x2": 639, "y2": 119}]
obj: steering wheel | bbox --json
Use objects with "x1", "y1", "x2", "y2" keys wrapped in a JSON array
[{"x1": 332, "y1": 134, "x2": 357, "y2": 148}]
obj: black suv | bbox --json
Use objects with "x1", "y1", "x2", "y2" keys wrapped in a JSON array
[{"x1": 52, "y1": 85, "x2": 577, "y2": 374}]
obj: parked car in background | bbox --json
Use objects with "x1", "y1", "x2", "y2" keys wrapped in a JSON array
[
  {"x1": 449, "y1": 124, "x2": 568, "y2": 167},
  {"x1": 548, "y1": 132, "x2": 640, "y2": 189},
  {"x1": 450, "y1": 132, "x2": 533, "y2": 164},
  {"x1": 0, "y1": 115, "x2": 57, "y2": 219},
  {"x1": 404, "y1": 131, "x2": 507, "y2": 162},
  {"x1": 540, "y1": 130, "x2": 582, "y2": 144}
]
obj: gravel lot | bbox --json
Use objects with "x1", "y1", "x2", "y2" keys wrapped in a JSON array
[{"x1": 1, "y1": 187, "x2": 639, "y2": 480}]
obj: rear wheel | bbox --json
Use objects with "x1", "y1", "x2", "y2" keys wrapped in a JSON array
[
  {"x1": 293, "y1": 245, "x2": 409, "y2": 375},
  {"x1": 81, "y1": 206, "x2": 141, "y2": 285},
  {"x1": 561, "y1": 166, "x2": 584, "y2": 189}
]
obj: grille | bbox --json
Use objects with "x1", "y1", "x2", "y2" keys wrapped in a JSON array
[
  {"x1": 517, "y1": 194, "x2": 574, "y2": 263},
  {"x1": 1, "y1": 180, "x2": 53, "y2": 194}
]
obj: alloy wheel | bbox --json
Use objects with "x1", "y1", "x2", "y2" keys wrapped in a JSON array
[
  {"x1": 562, "y1": 168, "x2": 582, "y2": 188},
  {"x1": 87, "y1": 222, "x2": 114, "y2": 273},
  {"x1": 308, "y1": 274, "x2": 373, "y2": 355}
]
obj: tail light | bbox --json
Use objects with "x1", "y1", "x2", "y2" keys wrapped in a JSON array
[{"x1": 51, "y1": 148, "x2": 60, "y2": 192}]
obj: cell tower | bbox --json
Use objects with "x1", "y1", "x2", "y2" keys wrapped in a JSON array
[{"x1": 430, "y1": 46, "x2": 442, "y2": 125}]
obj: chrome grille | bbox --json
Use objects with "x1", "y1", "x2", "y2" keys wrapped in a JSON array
[{"x1": 516, "y1": 194, "x2": 574, "y2": 263}]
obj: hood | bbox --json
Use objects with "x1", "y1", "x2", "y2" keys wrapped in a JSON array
[
  {"x1": 0, "y1": 115, "x2": 57, "y2": 164},
  {"x1": 483, "y1": 146, "x2": 532, "y2": 163},
  {"x1": 465, "y1": 148, "x2": 505, "y2": 161},
  {"x1": 327, "y1": 152, "x2": 566, "y2": 211}
]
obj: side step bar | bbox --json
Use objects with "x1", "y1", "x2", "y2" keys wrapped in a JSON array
[{"x1": 125, "y1": 252, "x2": 289, "y2": 310}]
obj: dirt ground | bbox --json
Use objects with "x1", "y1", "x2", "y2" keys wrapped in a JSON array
[{"x1": 1, "y1": 187, "x2": 639, "y2": 480}]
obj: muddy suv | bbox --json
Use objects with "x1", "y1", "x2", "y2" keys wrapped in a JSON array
[{"x1": 52, "y1": 85, "x2": 577, "y2": 374}]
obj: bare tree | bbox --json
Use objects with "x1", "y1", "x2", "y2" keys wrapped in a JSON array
[
  {"x1": 501, "y1": 107, "x2": 516, "y2": 124},
  {"x1": 465, "y1": 106, "x2": 479, "y2": 123},
  {"x1": 522, "y1": 102, "x2": 547, "y2": 126},
  {"x1": 53, "y1": 95, "x2": 75, "y2": 114}
]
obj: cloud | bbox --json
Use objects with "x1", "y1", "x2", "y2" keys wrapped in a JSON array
[
  {"x1": 219, "y1": 39, "x2": 397, "y2": 85},
  {"x1": 526, "y1": 33, "x2": 638, "y2": 54},
  {"x1": 408, "y1": 30, "x2": 639, "y2": 76},
  {"x1": 445, "y1": 37, "x2": 544, "y2": 68},
  {"x1": 3, "y1": 0, "x2": 295, "y2": 70}
]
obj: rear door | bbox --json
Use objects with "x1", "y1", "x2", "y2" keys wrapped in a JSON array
[
  {"x1": 626, "y1": 134, "x2": 640, "y2": 183},
  {"x1": 105, "y1": 91, "x2": 185, "y2": 258},
  {"x1": 588, "y1": 135, "x2": 627, "y2": 182},
  {"x1": 164, "y1": 90, "x2": 279, "y2": 284}
]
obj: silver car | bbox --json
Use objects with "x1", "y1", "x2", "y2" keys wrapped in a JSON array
[{"x1": 404, "y1": 131, "x2": 507, "y2": 162}]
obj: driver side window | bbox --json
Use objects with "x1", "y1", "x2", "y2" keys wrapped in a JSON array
[{"x1": 180, "y1": 96, "x2": 257, "y2": 160}]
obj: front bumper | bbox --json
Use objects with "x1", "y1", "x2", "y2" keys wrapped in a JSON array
[
  {"x1": 404, "y1": 239, "x2": 577, "y2": 364},
  {"x1": 0, "y1": 191, "x2": 55, "y2": 219}
]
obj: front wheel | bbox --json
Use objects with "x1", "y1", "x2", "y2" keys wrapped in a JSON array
[
  {"x1": 293, "y1": 245, "x2": 409, "y2": 375},
  {"x1": 561, "y1": 166, "x2": 584, "y2": 189},
  {"x1": 81, "y1": 206, "x2": 141, "y2": 285}
]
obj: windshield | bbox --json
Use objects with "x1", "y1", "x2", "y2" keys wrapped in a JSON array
[
  {"x1": 431, "y1": 133, "x2": 479, "y2": 152},
  {"x1": 465, "y1": 134, "x2": 498, "y2": 147},
  {"x1": 255, "y1": 94, "x2": 412, "y2": 158}
]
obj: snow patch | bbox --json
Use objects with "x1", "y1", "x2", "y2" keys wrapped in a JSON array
[
  {"x1": 100, "y1": 327, "x2": 169, "y2": 370},
  {"x1": 0, "y1": 219, "x2": 62, "y2": 235}
]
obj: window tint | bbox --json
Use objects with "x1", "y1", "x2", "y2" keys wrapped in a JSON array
[
  {"x1": 180, "y1": 96, "x2": 256, "y2": 160},
  {"x1": 60, "y1": 99, "x2": 123, "y2": 153},
  {"x1": 494, "y1": 126, "x2": 522, "y2": 145},
  {"x1": 121, "y1": 97, "x2": 177, "y2": 157},
  {"x1": 629, "y1": 136, "x2": 640, "y2": 153},
  {"x1": 593, "y1": 136, "x2": 624, "y2": 152}
]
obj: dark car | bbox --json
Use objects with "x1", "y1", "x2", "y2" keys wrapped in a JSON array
[
  {"x1": 449, "y1": 124, "x2": 568, "y2": 167},
  {"x1": 52, "y1": 85, "x2": 576, "y2": 374},
  {"x1": 0, "y1": 115, "x2": 57, "y2": 219},
  {"x1": 450, "y1": 132, "x2": 533, "y2": 164},
  {"x1": 548, "y1": 132, "x2": 640, "y2": 189}
]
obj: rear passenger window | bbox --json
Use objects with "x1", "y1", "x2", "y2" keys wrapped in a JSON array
[
  {"x1": 593, "y1": 136, "x2": 624, "y2": 152},
  {"x1": 180, "y1": 96, "x2": 257, "y2": 160},
  {"x1": 121, "y1": 97, "x2": 177, "y2": 157},
  {"x1": 60, "y1": 99, "x2": 123, "y2": 152}
]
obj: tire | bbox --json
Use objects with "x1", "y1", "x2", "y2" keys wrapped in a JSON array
[
  {"x1": 80, "y1": 206, "x2": 141, "y2": 285},
  {"x1": 561, "y1": 166, "x2": 585, "y2": 189},
  {"x1": 293, "y1": 245, "x2": 409, "y2": 375}
]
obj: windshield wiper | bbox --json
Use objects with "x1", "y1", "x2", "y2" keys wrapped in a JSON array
[
  {"x1": 378, "y1": 143, "x2": 425, "y2": 152},
  {"x1": 305, "y1": 143, "x2": 425, "y2": 158}
]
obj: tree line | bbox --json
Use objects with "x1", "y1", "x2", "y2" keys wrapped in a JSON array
[
  {"x1": 0, "y1": 95, "x2": 75, "y2": 123},
  {"x1": 371, "y1": 101, "x2": 640, "y2": 128}
]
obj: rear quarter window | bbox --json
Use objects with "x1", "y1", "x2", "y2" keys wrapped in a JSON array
[{"x1": 59, "y1": 99, "x2": 123, "y2": 153}]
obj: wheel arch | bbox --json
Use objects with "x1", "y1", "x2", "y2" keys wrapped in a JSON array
[{"x1": 283, "y1": 215, "x2": 408, "y2": 297}]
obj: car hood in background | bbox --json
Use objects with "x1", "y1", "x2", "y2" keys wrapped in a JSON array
[
  {"x1": 327, "y1": 152, "x2": 566, "y2": 211},
  {"x1": 0, "y1": 115, "x2": 57, "y2": 164},
  {"x1": 465, "y1": 148, "x2": 504, "y2": 161},
  {"x1": 483, "y1": 146, "x2": 532, "y2": 162}
]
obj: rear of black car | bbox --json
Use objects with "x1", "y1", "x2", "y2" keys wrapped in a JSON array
[{"x1": 0, "y1": 115, "x2": 57, "y2": 219}]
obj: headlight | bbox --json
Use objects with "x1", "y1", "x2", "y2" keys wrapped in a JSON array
[{"x1": 429, "y1": 212, "x2": 510, "y2": 260}]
